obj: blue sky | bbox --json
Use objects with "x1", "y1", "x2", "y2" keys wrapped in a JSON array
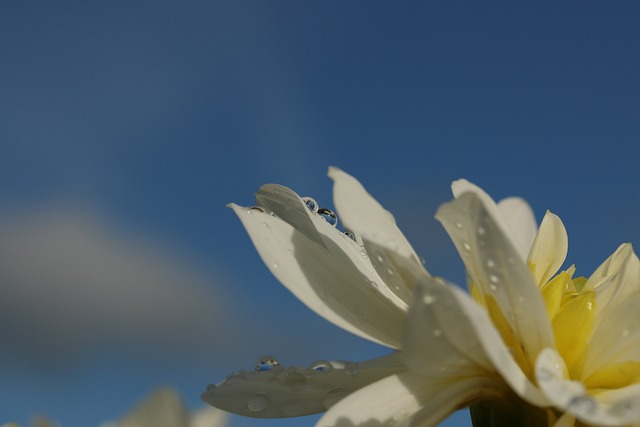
[{"x1": 1, "y1": 1, "x2": 640, "y2": 426}]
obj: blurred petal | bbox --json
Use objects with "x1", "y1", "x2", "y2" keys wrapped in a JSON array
[
  {"x1": 436, "y1": 191, "x2": 554, "y2": 368},
  {"x1": 498, "y1": 196, "x2": 538, "y2": 260},
  {"x1": 230, "y1": 197, "x2": 406, "y2": 348},
  {"x1": 527, "y1": 211, "x2": 568, "y2": 287},
  {"x1": 202, "y1": 353, "x2": 405, "y2": 418},
  {"x1": 109, "y1": 388, "x2": 188, "y2": 427},
  {"x1": 191, "y1": 407, "x2": 228, "y2": 427},
  {"x1": 316, "y1": 372, "x2": 504, "y2": 427}
]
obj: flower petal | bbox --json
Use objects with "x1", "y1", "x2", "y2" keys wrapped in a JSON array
[
  {"x1": 202, "y1": 353, "x2": 405, "y2": 418},
  {"x1": 316, "y1": 372, "x2": 504, "y2": 427},
  {"x1": 535, "y1": 348, "x2": 629, "y2": 426},
  {"x1": 451, "y1": 179, "x2": 527, "y2": 261},
  {"x1": 498, "y1": 196, "x2": 538, "y2": 261},
  {"x1": 527, "y1": 211, "x2": 568, "y2": 287},
  {"x1": 583, "y1": 291, "x2": 640, "y2": 381},
  {"x1": 404, "y1": 277, "x2": 494, "y2": 378},
  {"x1": 191, "y1": 407, "x2": 229, "y2": 427},
  {"x1": 329, "y1": 167, "x2": 423, "y2": 267},
  {"x1": 436, "y1": 191, "x2": 554, "y2": 368},
  {"x1": 230, "y1": 201, "x2": 405, "y2": 348},
  {"x1": 584, "y1": 244, "x2": 640, "y2": 320}
]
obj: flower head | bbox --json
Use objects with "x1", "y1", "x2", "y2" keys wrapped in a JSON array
[{"x1": 204, "y1": 169, "x2": 640, "y2": 427}]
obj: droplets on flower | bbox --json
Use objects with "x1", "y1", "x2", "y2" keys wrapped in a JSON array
[{"x1": 255, "y1": 355, "x2": 281, "y2": 372}]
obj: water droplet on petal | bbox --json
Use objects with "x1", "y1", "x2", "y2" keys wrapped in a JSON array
[
  {"x1": 345, "y1": 362, "x2": 359, "y2": 376},
  {"x1": 302, "y1": 197, "x2": 319, "y2": 213},
  {"x1": 255, "y1": 355, "x2": 280, "y2": 371},
  {"x1": 247, "y1": 394, "x2": 269, "y2": 413},
  {"x1": 489, "y1": 274, "x2": 499, "y2": 284},
  {"x1": 322, "y1": 388, "x2": 352, "y2": 409},
  {"x1": 360, "y1": 246, "x2": 368, "y2": 258},
  {"x1": 455, "y1": 221, "x2": 463, "y2": 229},
  {"x1": 250, "y1": 206, "x2": 264, "y2": 213},
  {"x1": 486, "y1": 259, "x2": 495, "y2": 268},
  {"x1": 282, "y1": 372, "x2": 307, "y2": 389},
  {"x1": 489, "y1": 283, "x2": 498, "y2": 292},
  {"x1": 366, "y1": 280, "x2": 379, "y2": 290},
  {"x1": 308, "y1": 360, "x2": 333, "y2": 373},
  {"x1": 318, "y1": 208, "x2": 338, "y2": 226},
  {"x1": 462, "y1": 241, "x2": 471, "y2": 252},
  {"x1": 477, "y1": 227, "x2": 486, "y2": 235},
  {"x1": 433, "y1": 328, "x2": 442, "y2": 337},
  {"x1": 423, "y1": 294, "x2": 436, "y2": 304},
  {"x1": 567, "y1": 396, "x2": 596, "y2": 416},
  {"x1": 537, "y1": 368, "x2": 552, "y2": 381},
  {"x1": 343, "y1": 230, "x2": 356, "y2": 241},
  {"x1": 419, "y1": 256, "x2": 426, "y2": 265}
]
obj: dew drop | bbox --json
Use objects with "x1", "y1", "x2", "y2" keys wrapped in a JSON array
[
  {"x1": 272, "y1": 263, "x2": 279, "y2": 269},
  {"x1": 308, "y1": 360, "x2": 333, "y2": 373},
  {"x1": 255, "y1": 355, "x2": 280, "y2": 372},
  {"x1": 477, "y1": 227, "x2": 486, "y2": 235},
  {"x1": 386, "y1": 268, "x2": 395, "y2": 276},
  {"x1": 455, "y1": 221, "x2": 463, "y2": 229},
  {"x1": 462, "y1": 241, "x2": 471, "y2": 252},
  {"x1": 486, "y1": 259, "x2": 495, "y2": 268},
  {"x1": 302, "y1": 197, "x2": 319, "y2": 213},
  {"x1": 376, "y1": 254, "x2": 384, "y2": 263},
  {"x1": 318, "y1": 208, "x2": 338, "y2": 226},
  {"x1": 250, "y1": 206, "x2": 264, "y2": 213},
  {"x1": 433, "y1": 328, "x2": 442, "y2": 337},
  {"x1": 345, "y1": 362, "x2": 359, "y2": 376},
  {"x1": 537, "y1": 368, "x2": 552, "y2": 381},
  {"x1": 419, "y1": 256, "x2": 426, "y2": 265},
  {"x1": 489, "y1": 283, "x2": 498, "y2": 292},
  {"x1": 282, "y1": 372, "x2": 307, "y2": 389},
  {"x1": 489, "y1": 274, "x2": 499, "y2": 284},
  {"x1": 567, "y1": 396, "x2": 596, "y2": 416},
  {"x1": 246, "y1": 394, "x2": 269, "y2": 413},
  {"x1": 322, "y1": 388, "x2": 352, "y2": 409},
  {"x1": 343, "y1": 230, "x2": 356, "y2": 241},
  {"x1": 366, "y1": 280, "x2": 379, "y2": 290},
  {"x1": 423, "y1": 294, "x2": 436, "y2": 304},
  {"x1": 223, "y1": 373, "x2": 246, "y2": 384},
  {"x1": 360, "y1": 246, "x2": 368, "y2": 258}
]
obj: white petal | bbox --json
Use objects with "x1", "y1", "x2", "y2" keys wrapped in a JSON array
[
  {"x1": 202, "y1": 353, "x2": 405, "y2": 418},
  {"x1": 584, "y1": 244, "x2": 640, "y2": 320},
  {"x1": 527, "y1": 211, "x2": 568, "y2": 287},
  {"x1": 451, "y1": 179, "x2": 526, "y2": 262},
  {"x1": 329, "y1": 167, "x2": 423, "y2": 268},
  {"x1": 535, "y1": 348, "x2": 629, "y2": 426},
  {"x1": 191, "y1": 407, "x2": 229, "y2": 427},
  {"x1": 317, "y1": 372, "x2": 505, "y2": 427},
  {"x1": 595, "y1": 384, "x2": 640, "y2": 424},
  {"x1": 583, "y1": 291, "x2": 640, "y2": 379},
  {"x1": 112, "y1": 388, "x2": 189, "y2": 427},
  {"x1": 230, "y1": 201, "x2": 405, "y2": 348},
  {"x1": 436, "y1": 191, "x2": 554, "y2": 368},
  {"x1": 498, "y1": 196, "x2": 538, "y2": 261},
  {"x1": 404, "y1": 277, "x2": 494, "y2": 378},
  {"x1": 583, "y1": 243, "x2": 637, "y2": 291}
]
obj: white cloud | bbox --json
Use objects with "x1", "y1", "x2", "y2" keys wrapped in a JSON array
[{"x1": 0, "y1": 205, "x2": 231, "y2": 366}]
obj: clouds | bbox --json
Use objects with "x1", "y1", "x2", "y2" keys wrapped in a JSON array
[{"x1": 0, "y1": 204, "x2": 231, "y2": 367}]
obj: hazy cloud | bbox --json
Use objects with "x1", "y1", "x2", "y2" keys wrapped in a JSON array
[{"x1": 0, "y1": 205, "x2": 231, "y2": 366}]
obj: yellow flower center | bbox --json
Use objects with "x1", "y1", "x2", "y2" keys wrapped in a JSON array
[{"x1": 473, "y1": 263, "x2": 640, "y2": 391}]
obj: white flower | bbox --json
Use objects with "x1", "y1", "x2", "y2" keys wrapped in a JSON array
[
  {"x1": 202, "y1": 167, "x2": 428, "y2": 417},
  {"x1": 204, "y1": 169, "x2": 640, "y2": 427},
  {"x1": 102, "y1": 387, "x2": 228, "y2": 427},
  {"x1": 332, "y1": 180, "x2": 640, "y2": 427}
]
